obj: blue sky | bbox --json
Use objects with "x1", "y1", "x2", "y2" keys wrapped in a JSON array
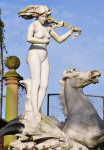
[{"x1": 1, "y1": 0, "x2": 104, "y2": 116}]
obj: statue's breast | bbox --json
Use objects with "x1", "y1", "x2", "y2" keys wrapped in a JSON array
[{"x1": 34, "y1": 32, "x2": 44, "y2": 39}]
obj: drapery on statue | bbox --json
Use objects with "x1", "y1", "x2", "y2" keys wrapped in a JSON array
[{"x1": 18, "y1": 5, "x2": 81, "y2": 120}]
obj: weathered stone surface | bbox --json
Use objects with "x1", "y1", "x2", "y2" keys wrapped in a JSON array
[
  {"x1": 5, "y1": 56, "x2": 20, "y2": 70},
  {"x1": 8, "y1": 68, "x2": 104, "y2": 150}
]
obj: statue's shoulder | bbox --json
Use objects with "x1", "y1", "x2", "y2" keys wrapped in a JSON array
[
  {"x1": 28, "y1": 21, "x2": 39, "y2": 33},
  {"x1": 47, "y1": 25, "x2": 53, "y2": 32},
  {"x1": 28, "y1": 20, "x2": 38, "y2": 28},
  {"x1": 28, "y1": 22, "x2": 34, "y2": 29}
]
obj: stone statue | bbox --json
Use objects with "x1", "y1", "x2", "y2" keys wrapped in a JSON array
[
  {"x1": 0, "y1": 67, "x2": 104, "y2": 149},
  {"x1": 18, "y1": 5, "x2": 81, "y2": 120},
  {"x1": 1, "y1": 5, "x2": 104, "y2": 150},
  {"x1": 59, "y1": 67, "x2": 104, "y2": 149}
]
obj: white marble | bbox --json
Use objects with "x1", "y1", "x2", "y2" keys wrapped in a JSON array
[
  {"x1": 18, "y1": 5, "x2": 78, "y2": 119},
  {"x1": 59, "y1": 67, "x2": 104, "y2": 149},
  {"x1": 10, "y1": 67, "x2": 104, "y2": 150}
]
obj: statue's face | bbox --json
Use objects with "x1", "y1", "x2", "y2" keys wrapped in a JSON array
[{"x1": 38, "y1": 14, "x2": 48, "y2": 25}]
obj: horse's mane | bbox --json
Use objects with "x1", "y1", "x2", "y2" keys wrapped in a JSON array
[
  {"x1": 58, "y1": 67, "x2": 76, "y2": 117},
  {"x1": 59, "y1": 79, "x2": 68, "y2": 117}
]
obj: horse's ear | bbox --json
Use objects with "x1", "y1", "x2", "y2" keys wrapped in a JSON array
[
  {"x1": 68, "y1": 67, "x2": 76, "y2": 73},
  {"x1": 61, "y1": 72, "x2": 67, "y2": 78}
]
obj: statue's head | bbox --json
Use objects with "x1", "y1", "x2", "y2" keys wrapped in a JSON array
[
  {"x1": 18, "y1": 5, "x2": 51, "y2": 20},
  {"x1": 61, "y1": 67, "x2": 101, "y2": 88}
]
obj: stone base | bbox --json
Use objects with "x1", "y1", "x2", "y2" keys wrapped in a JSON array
[{"x1": 9, "y1": 113, "x2": 69, "y2": 150}]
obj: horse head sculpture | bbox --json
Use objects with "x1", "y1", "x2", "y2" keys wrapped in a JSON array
[
  {"x1": 61, "y1": 67, "x2": 100, "y2": 87},
  {"x1": 59, "y1": 68, "x2": 104, "y2": 149}
]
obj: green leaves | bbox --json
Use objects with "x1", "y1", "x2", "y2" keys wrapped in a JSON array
[{"x1": 0, "y1": 9, "x2": 7, "y2": 53}]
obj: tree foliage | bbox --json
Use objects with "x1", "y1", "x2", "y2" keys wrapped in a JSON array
[
  {"x1": 0, "y1": 8, "x2": 7, "y2": 53},
  {"x1": 0, "y1": 8, "x2": 7, "y2": 117}
]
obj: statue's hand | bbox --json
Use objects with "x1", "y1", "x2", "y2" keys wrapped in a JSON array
[
  {"x1": 70, "y1": 27, "x2": 81, "y2": 33},
  {"x1": 70, "y1": 27, "x2": 75, "y2": 32},
  {"x1": 70, "y1": 27, "x2": 78, "y2": 34},
  {"x1": 70, "y1": 28, "x2": 74, "y2": 34}
]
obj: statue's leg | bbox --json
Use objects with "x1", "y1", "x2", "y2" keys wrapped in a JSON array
[
  {"x1": 38, "y1": 56, "x2": 49, "y2": 110},
  {"x1": 27, "y1": 51, "x2": 41, "y2": 118}
]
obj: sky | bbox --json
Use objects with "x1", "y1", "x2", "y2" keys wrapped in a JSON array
[{"x1": 1, "y1": 0, "x2": 104, "y2": 117}]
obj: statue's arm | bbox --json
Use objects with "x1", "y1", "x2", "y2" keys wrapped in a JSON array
[
  {"x1": 27, "y1": 23, "x2": 49, "y2": 44},
  {"x1": 50, "y1": 28, "x2": 73, "y2": 44}
]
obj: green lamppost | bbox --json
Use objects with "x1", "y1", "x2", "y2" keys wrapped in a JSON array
[{"x1": 2, "y1": 56, "x2": 23, "y2": 147}]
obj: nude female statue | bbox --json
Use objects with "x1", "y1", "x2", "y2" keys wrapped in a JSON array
[{"x1": 18, "y1": 5, "x2": 80, "y2": 118}]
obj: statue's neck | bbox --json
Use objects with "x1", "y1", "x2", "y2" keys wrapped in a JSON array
[
  {"x1": 65, "y1": 79, "x2": 84, "y2": 95},
  {"x1": 65, "y1": 79, "x2": 85, "y2": 115}
]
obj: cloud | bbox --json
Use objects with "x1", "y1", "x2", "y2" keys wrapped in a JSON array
[
  {"x1": 50, "y1": 5, "x2": 75, "y2": 21},
  {"x1": 61, "y1": 11, "x2": 74, "y2": 19},
  {"x1": 91, "y1": 18, "x2": 103, "y2": 27}
]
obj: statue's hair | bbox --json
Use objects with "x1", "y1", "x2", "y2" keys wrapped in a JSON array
[{"x1": 18, "y1": 5, "x2": 51, "y2": 20}]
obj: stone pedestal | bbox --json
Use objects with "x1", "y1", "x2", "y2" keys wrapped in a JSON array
[
  {"x1": 5, "y1": 77, "x2": 19, "y2": 120},
  {"x1": 2, "y1": 56, "x2": 23, "y2": 147}
]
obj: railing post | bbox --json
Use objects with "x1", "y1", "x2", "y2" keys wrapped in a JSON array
[
  {"x1": 2, "y1": 56, "x2": 23, "y2": 148},
  {"x1": 47, "y1": 94, "x2": 50, "y2": 116}
]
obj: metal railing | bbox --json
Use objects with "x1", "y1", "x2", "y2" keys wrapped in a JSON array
[{"x1": 47, "y1": 94, "x2": 104, "y2": 122}]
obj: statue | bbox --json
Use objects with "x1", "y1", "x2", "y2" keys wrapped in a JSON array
[
  {"x1": 59, "y1": 68, "x2": 104, "y2": 149},
  {"x1": 18, "y1": 5, "x2": 81, "y2": 120},
  {"x1": 1, "y1": 5, "x2": 104, "y2": 150}
]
